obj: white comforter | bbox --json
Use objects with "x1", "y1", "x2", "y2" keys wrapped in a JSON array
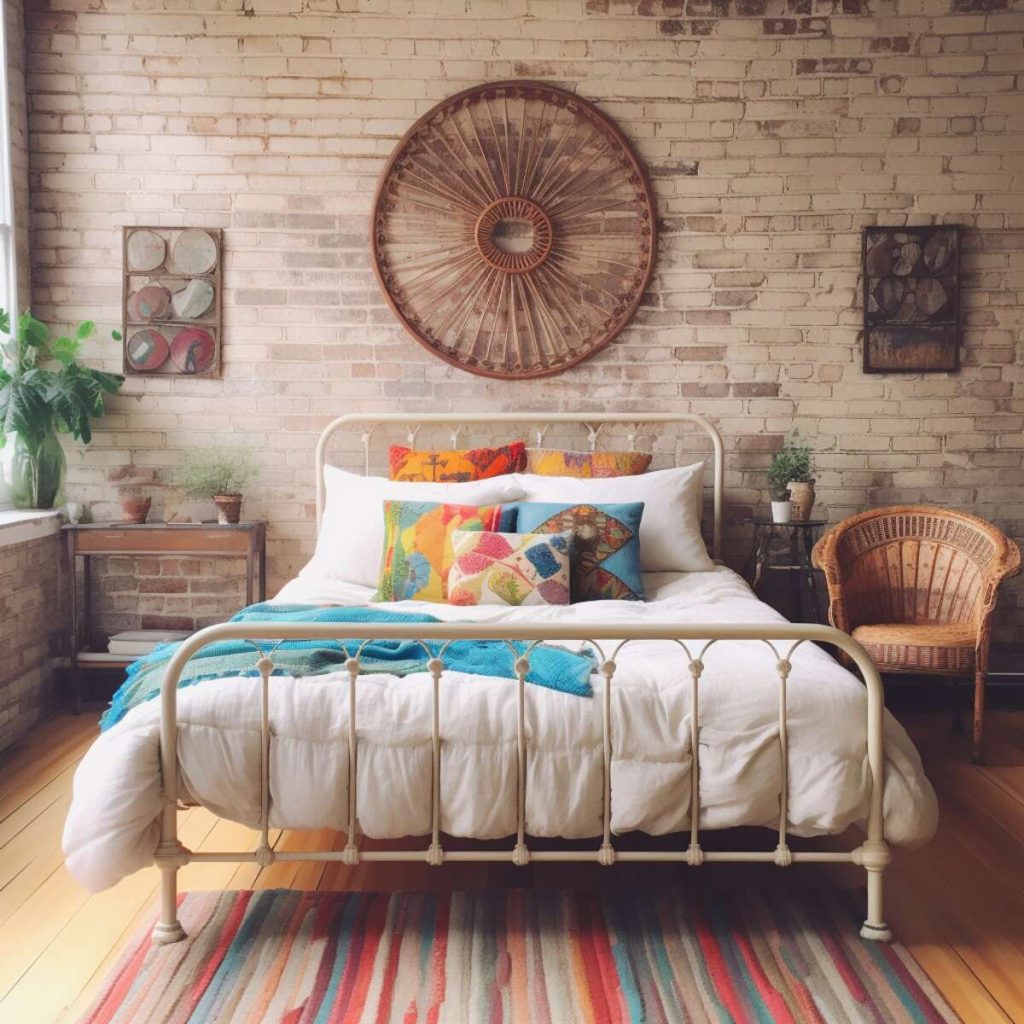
[{"x1": 63, "y1": 568, "x2": 937, "y2": 891}]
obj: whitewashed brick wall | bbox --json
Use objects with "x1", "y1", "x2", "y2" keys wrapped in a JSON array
[
  {"x1": 0, "y1": 534, "x2": 64, "y2": 751},
  {"x1": 18, "y1": 0, "x2": 1024, "y2": 641},
  {"x1": 5, "y1": 0, "x2": 31, "y2": 310}
]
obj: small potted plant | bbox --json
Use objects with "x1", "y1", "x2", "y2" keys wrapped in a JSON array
[
  {"x1": 768, "y1": 432, "x2": 815, "y2": 522},
  {"x1": 175, "y1": 446, "x2": 256, "y2": 524},
  {"x1": 117, "y1": 484, "x2": 151, "y2": 524}
]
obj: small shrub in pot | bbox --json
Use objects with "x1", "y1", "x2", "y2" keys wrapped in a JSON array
[{"x1": 175, "y1": 446, "x2": 256, "y2": 524}]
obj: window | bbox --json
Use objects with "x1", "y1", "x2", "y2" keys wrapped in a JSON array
[
  {"x1": 0, "y1": 4, "x2": 16, "y2": 509},
  {"x1": 0, "y1": 3, "x2": 17, "y2": 323}
]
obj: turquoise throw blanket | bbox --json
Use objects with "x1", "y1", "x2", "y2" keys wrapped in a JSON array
[{"x1": 101, "y1": 603, "x2": 594, "y2": 731}]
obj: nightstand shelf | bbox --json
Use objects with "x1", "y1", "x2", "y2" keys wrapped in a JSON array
[
  {"x1": 63, "y1": 521, "x2": 267, "y2": 711},
  {"x1": 75, "y1": 650, "x2": 134, "y2": 670}
]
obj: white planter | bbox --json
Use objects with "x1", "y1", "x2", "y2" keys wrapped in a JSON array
[{"x1": 771, "y1": 500, "x2": 792, "y2": 524}]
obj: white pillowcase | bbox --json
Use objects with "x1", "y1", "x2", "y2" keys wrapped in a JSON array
[
  {"x1": 513, "y1": 463, "x2": 712, "y2": 572},
  {"x1": 300, "y1": 465, "x2": 527, "y2": 587}
]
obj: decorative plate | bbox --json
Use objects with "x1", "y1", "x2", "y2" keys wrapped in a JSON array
[
  {"x1": 371, "y1": 81, "x2": 657, "y2": 379},
  {"x1": 172, "y1": 279, "x2": 215, "y2": 319},
  {"x1": 127, "y1": 284, "x2": 171, "y2": 322},
  {"x1": 170, "y1": 327, "x2": 217, "y2": 373},
  {"x1": 171, "y1": 229, "x2": 218, "y2": 275},
  {"x1": 125, "y1": 229, "x2": 166, "y2": 272},
  {"x1": 126, "y1": 328, "x2": 170, "y2": 371}
]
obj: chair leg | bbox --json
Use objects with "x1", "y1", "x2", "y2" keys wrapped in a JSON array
[{"x1": 971, "y1": 668, "x2": 986, "y2": 764}]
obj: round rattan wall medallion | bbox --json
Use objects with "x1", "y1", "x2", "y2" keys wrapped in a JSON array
[{"x1": 371, "y1": 81, "x2": 657, "y2": 379}]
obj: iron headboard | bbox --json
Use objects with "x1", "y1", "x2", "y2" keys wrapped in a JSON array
[{"x1": 314, "y1": 412, "x2": 725, "y2": 561}]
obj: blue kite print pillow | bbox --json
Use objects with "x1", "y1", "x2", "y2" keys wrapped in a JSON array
[{"x1": 508, "y1": 501, "x2": 646, "y2": 602}]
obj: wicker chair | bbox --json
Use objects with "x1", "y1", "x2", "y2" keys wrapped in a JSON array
[{"x1": 812, "y1": 506, "x2": 1020, "y2": 762}]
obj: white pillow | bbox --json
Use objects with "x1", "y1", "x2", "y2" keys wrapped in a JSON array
[
  {"x1": 301, "y1": 465, "x2": 526, "y2": 587},
  {"x1": 513, "y1": 463, "x2": 712, "y2": 572}
]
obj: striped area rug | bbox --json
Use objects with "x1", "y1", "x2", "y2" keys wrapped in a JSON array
[{"x1": 80, "y1": 887, "x2": 959, "y2": 1023}]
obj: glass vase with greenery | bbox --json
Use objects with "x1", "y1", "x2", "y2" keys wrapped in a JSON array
[
  {"x1": 175, "y1": 446, "x2": 257, "y2": 524},
  {"x1": 0, "y1": 310, "x2": 124, "y2": 509}
]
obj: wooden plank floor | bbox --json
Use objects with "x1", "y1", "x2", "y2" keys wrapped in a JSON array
[{"x1": 1, "y1": 709, "x2": 1022, "y2": 1023}]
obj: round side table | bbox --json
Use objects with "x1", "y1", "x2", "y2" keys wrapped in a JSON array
[{"x1": 743, "y1": 518, "x2": 827, "y2": 624}]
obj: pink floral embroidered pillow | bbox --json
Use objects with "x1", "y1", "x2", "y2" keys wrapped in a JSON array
[{"x1": 447, "y1": 530, "x2": 572, "y2": 607}]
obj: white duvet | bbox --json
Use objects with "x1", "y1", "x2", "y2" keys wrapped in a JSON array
[{"x1": 63, "y1": 567, "x2": 937, "y2": 892}]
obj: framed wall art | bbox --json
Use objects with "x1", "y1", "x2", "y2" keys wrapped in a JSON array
[
  {"x1": 862, "y1": 225, "x2": 961, "y2": 374},
  {"x1": 122, "y1": 226, "x2": 222, "y2": 377}
]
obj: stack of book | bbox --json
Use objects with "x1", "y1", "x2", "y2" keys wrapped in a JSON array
[{"x1": 107, "y1": 629, "x2": 190, "y2": 658}]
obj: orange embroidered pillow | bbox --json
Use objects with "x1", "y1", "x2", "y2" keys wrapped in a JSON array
[
  {"x1": 525, "y1": 449, "x2": 652, "y2": 478},
  {"x1": 389, "y1": 441, "x2": 526, "y2": 482}
]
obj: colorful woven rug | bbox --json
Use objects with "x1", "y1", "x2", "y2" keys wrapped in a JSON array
[{"x1": 80, "y1": 887, "x2": 959, "y2": 1023}]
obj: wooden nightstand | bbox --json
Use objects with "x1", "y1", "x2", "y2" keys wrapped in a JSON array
[
  {"x1": 742, "y1": 517, "x2": 827, "y2": 624},
  {"x1": 63, "y1": 521, "x2": 267, "y2": 712}
]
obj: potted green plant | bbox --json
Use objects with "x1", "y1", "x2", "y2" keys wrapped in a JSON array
[
  {"x1": 0, "y1": 310, "x2": 123, "y2": 509},
  {"x1": 175, "y1": 446, "x2": 257, "y2": 524},
  {"x1": 768, "y1": 431, "x2": 815, "y2": 522}
]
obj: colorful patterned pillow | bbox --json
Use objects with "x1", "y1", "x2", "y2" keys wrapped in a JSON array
[
  {"x1": 389, "y1": 442, "x2": 526, "y2": 482},
  {"x1": 374, "y1": 501, "x2": 504, "y2": 603},
  {"x1": 448, "y1": 530, "x2": 572, "y2": 607},
  {"x1": 525, "y1": 449, "x2": 653, "y2": 478},
  {"x1": 510, "y1": 502, "x2": 646, "y2": 602}
]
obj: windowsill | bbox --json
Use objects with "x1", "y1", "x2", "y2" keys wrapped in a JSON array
[{"x1": 0, "y1": 509, "x2": 62, "y2": 550}]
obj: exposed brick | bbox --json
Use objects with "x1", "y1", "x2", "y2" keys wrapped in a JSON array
[
  {"x1": 951, "y1": 0, "x2": 1006, "y2": 10},
  {"x1": 733, "y1": 383, "x2": 782, "y2": 397},
  {"x1": 673, "y1": 345, "x2": 728, "y2": 361},
  {"x1": 869, "y1": 37, "x2": 911, "y2": 53},
  {"x1": 0, "y1": 534, "x2": 63, "y2": 753},
  {"x1": 6, "y1": 0, "x2": 1021, "y2": 651}
]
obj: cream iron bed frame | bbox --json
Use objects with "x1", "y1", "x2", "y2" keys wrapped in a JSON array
[{"x1": 151, "y1": 412, "x2": 893, "y2": 946}]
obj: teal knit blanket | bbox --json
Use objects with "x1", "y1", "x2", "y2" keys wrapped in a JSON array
[{"x1": 101, "y1": 603, "x2": 594, "y2": 731}]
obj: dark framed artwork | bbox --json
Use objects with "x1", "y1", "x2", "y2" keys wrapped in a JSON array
[
  {"x1": 122, "y1": 226, "x2": 222, "y2": 377},
  {"x1": 862, "y1": 225, "x2": 961, "y2": 374}
]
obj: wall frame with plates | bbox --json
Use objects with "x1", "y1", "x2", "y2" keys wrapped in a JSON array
[{"x1": 121, "y1": 226, "x2": 222, "y2": 377}]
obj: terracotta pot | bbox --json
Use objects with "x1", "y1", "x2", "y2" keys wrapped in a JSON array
[
  {"x1": 788, "y1": 481, "x2": 815, "y2": 521},
  {"x1": 119, "y1": 495, "x2": 151, "y2": 525},
  {"x1": 214, "y1": 494, "x2": 242, "y2": 525}
]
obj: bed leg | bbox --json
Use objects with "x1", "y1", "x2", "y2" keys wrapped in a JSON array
[
  {"x1": 152, "y1": 864, "x2": 186, "y2": 945},
  {"x1": 859, "y1": 850, "x2": 893, "y2": 942},
  {"x1": 152, "y1": 856, "x2": 187, "y2": 945}
]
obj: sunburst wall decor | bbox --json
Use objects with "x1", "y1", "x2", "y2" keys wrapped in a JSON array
[{"x1": 370, "y1": 81, "x2": 657, "y2": 379}]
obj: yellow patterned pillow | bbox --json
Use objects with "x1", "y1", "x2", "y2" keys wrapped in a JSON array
[
  {"x1": 374, "y1": 500, "x2": 506, "y2": 603},
  {"x1": 388, "y1": 442, "x2": 526, "y2": 482},
  {"x1": 525, "y1": 449, "x2": 652, "y2": 478}
]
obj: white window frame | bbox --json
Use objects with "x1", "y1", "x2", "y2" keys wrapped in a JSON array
[
  {"x1": 0, "y1": 3, "x2": 18, "y2": 510},
  {"x1": 0, "y1": 5, "x2": 17, "y2": 322}
]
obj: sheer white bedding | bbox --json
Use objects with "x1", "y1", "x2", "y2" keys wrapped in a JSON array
[{"x1": 63, "y1": 566, "x2": 937, "y2": 892}]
